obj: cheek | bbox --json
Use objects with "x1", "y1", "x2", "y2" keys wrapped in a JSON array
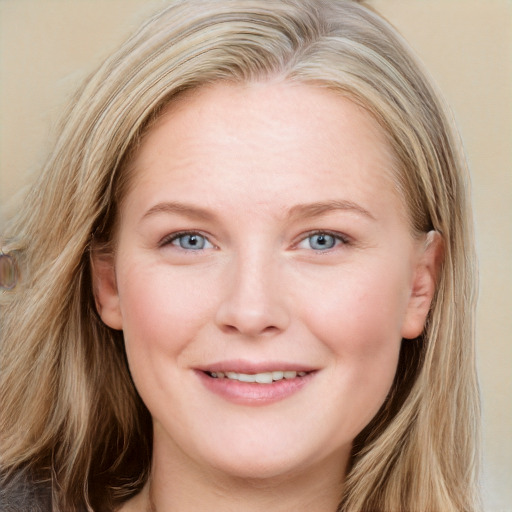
[
  {"x1": 297, "y1": 266, "x2": 409, "y2": 420},
  {"x1": 115, "y1": 263, "x2": 222, "y2": 417},
  {"x1": 117, "y1": 263, "x2": 218, "y2": 360},
  {"x1": 300, "y1": 265, "x2": 410, "y2": 350}
]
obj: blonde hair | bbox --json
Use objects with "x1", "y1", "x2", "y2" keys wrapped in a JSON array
[{"x1": 0, "y1": 1, "x2": 480, "y2": 510}]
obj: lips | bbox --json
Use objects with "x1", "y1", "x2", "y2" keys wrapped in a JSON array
[
  {"x1": 206, "y1": 370, "x2": 308, "y2": 383},
  {"x1": 196, "y1": 361, "x2": 317, "y2": 405},
  {"x1": 198, "y1": 360, "x2": 316, "y2": 374}
]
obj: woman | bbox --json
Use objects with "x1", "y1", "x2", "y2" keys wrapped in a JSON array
[{"x1": 0, "y1": 0, "x2": 480, "y2": 510}]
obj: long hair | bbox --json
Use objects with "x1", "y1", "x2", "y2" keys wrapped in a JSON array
[{"x1": 0, "y1": 1, "x2": 480, "y2": 510}]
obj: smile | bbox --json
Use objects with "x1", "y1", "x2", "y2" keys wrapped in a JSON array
[
  {"x1": 207, "y1": 370, "x2": 308, "y2": 384},
  {"x1": 197, "y1": 364, "x2": 316, "y2": 405}
]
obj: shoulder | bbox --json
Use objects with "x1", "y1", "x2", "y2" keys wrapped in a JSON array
[{"x1": 0, "y1": 471, "x2": 52, "y2": 512}]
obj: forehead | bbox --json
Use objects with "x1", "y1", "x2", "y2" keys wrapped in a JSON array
[{"x1": 123, "y1": 81, "x2": 408, "y2": 224}]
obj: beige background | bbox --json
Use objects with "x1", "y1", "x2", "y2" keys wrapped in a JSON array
[{"x1": 1, "y1": 0, "x2": 511, "y2": 509}]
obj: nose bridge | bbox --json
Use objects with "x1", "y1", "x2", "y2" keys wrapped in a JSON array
[{"x1": 215, "y1": 245, "x2": 289, "y2": 336}]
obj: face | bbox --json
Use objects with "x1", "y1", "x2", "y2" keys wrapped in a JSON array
[{"x1": 94, "y1": 82, "x2": 439, "y2": 482}]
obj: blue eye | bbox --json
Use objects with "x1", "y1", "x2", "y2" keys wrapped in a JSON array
[
  {"x1": 297, "y1": 232, "x2": 346, "y2": 251},
  {"x1": 167, "y1": 233, "x2": 212, "y2": 250},
  {"x1": 308, "y1": 233, "x2": 336, "y2": 250}
]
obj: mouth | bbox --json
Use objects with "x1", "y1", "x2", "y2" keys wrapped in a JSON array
[
  {"x1": 205, "y1": 370, "x2": 309, "y2": 384},
  {"x1": 197, "y1": 363, "x2": 316, "y2": 405}
]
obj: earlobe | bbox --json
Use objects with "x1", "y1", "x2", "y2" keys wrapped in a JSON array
[
  {"x1": 401, "y1": 231, "x2": 444, "y2": 340},
  {"x1": 90, "y1": 251, "x2": 123, "y2": 330}
]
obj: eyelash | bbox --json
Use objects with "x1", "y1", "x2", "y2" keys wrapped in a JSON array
[
  {"x1": 159, "y1": 230, "x2": 349, "y2": 252},
  {"x1": 295, "y1": 230, "x2": 349, "y2": 252},
  {"x1": 159, "y1": 231, "x2": 214, "y2": 250}
]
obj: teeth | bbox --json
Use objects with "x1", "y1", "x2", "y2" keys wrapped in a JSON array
[
  {"x1": 255, "y1": 373, "x2": 273, "y2": 384},
  {"x1": 239, "y1": 373, "x2": 256, "y2": 383},
  {"x1": 272, "y1": 371, "x2": 284, "y2": 380},
  {"x1": 209, "y1": 370, "x2": 308, "y2": 383}
]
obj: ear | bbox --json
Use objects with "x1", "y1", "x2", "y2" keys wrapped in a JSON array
[
  {"x1": 90, "y1": 251, "x2": 123, "y2": 330},
  {"x1": 401, "y1": 231, "x2": 444, "y2": 340}
]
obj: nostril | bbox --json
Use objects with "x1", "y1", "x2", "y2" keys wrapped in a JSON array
[
  {"x1": 222, "y1": 324, "x2": 241, "y2": 334},
  {"x1": 214, "y1": 272, "x2": 291, "y2": 335},
  {"x1": 219, "y1": 320, "x2": 282, "y2": 337}
]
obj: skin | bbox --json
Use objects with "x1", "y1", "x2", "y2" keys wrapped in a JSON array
[{"x1": 93, "y1": 81, "x2": 441, "y2": 511}]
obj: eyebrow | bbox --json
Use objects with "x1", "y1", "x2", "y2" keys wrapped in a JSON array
[
  {"x1": 141, "y1": 199, "x2": 375, "y2": 223},
  {"x1": 288, "y1": 200, "x2": 376, "y2": 221},
  {"x1": 141, "y1": 201, "x2": 215, "y2": 222}
]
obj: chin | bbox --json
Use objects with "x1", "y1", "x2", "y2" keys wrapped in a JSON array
[
  {"x1": 202, "y1": 438, "x2": 345, "y2": 483},
  {"x1": 212, "y1": 457, "x2": 305, "y2": 482}
]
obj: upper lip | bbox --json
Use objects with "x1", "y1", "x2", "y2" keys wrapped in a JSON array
[{"x1": 196, "y1": 359, "x2": 317, "y2": 374}]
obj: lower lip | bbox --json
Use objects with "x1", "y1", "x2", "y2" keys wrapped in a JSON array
[{"x1": 196, "y1": 371, "x2": 315, "y2": 405}]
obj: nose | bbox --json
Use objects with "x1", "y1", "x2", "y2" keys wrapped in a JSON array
[{"x1": 215, "y1": 253, "x2": 290, "y2": 337}]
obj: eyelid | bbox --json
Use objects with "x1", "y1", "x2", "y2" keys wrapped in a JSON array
[
  {"x1": 294, "y1": 230, "x2": 350, "y2": 250},
  {"x1": 159, "y1": 230, "x2": 215, "y2": 249},
  {"x1": 158, "y1": 229, "x2": 349, "y2": 251}
]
